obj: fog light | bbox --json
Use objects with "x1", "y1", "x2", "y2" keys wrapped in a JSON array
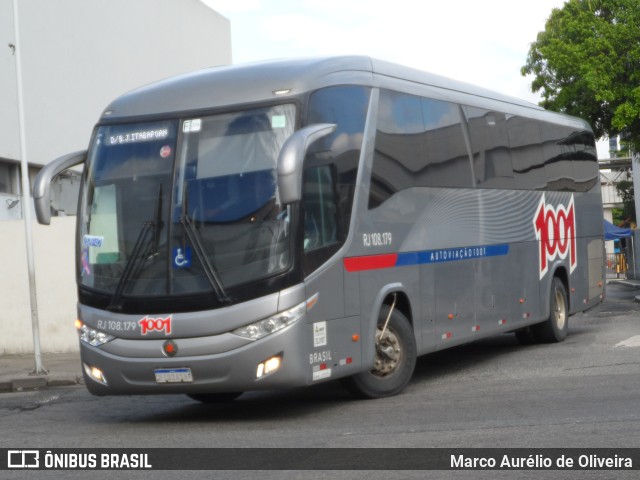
[
  {"x1": 83, "y1": 363, "x2": 108, "y2": 386},
  {"x1": 256, "y1": 354, "x2": 282, "y2": 379}
]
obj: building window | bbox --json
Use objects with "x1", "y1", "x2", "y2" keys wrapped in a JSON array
[{"x1": 0, "y1": 161, "x2": 18, "y2": 194}]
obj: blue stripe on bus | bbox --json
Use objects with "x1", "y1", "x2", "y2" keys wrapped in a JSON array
[{"x1": 395, "y1": 244, "x2": 510, "y2": 267}]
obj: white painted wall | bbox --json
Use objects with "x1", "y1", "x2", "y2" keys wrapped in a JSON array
[
  {"x1": 1, "y1": 217, "x2": 77, "y2": 354},
  {"x1": 0, "y1": 0, "x2": 231, "y2": 353},
  {"x1": 0, "y1": 0, "x2": 20, "y2": 160}
]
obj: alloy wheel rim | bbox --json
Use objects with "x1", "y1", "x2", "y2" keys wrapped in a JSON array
[
  {"x1": 372, "y1": 325, "x2": 402, "y2": 377},
  {"x1": 554, "y1": 288, "x2": 566, "y2": 330}
]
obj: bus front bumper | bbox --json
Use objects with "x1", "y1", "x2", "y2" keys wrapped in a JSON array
[{"x1": 79, "y1": 316, "x2": 362, "y2": 396}]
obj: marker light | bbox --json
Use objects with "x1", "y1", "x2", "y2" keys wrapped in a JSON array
[
  {"x1": 83, "y1": 363, "x2": 108, "y2": 386},
  {"x1": 233, "y1": 301, "x2": 306, "y2": 340},
  {"x1": 77, "y1": 322, "x2": 115, "y2": 347},
  {"x1": 256, "y1": 354, "x2": 282, "y2": 379}
]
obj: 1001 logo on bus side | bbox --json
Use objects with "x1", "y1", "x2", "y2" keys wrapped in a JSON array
[{"x1": 533, "y1": 194, "x2": 577, "y2": 279}]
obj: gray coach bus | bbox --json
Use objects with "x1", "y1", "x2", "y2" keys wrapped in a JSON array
[{"x1": 34, "y1": 56, "x2": 605, "y2": 400}]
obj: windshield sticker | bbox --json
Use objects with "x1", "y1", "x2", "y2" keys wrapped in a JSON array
[
  {"x1": 271, "y1": 115, "x2": 286, "y2": 129},
  {"x1": 183, "y1": 119, "x2": 202, "y2": 133},
  {"x1": 172, "y1": 247, "x2": 192, "y2": 269},
  {"x1": 83, "y1": 235, "x2": 104, "y2": 248},
  {"x1": 159, "y1": 145, "x2": 172, "y2": 158},
  {"x1": 106, "y1": 128, "x2": 169, "y2": 146},
  {"x1": 81, "y1": 248, "x2": 91, "y2": 276}
]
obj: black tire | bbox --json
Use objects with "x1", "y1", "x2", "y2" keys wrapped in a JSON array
[
  {"x1": 342, "y1": 305, "x2": 416, "y2": 399},
  {"x1": 187, "y1": 392, "x2": 243, "y2": 403},
  {"x1": 532, "y1": 277, "x2": 569, "y2": 343}
]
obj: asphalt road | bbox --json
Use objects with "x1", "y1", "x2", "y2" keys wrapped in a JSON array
[{"x1": 1, "y1": 283, "x2": 639, "y2": 479}]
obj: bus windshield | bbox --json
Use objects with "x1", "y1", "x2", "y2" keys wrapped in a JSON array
[{"x1": 79, "y1": 104, "x2": 296, "y2": 304}]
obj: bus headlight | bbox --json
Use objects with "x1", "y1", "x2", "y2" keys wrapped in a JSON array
[
  {"x1": 233, "y1": 301, "x2": 306, "y2": 340},
  {"x1": 77, "y1": 322, "x2": 115, "y2": 347}
]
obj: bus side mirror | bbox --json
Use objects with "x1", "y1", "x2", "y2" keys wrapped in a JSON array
[
  {"x1": 33, "y1": 150, "x2": 87, "y2": 225},
  {"x1": 277, "y1": 123, "x2": 336, "y2": 204}
]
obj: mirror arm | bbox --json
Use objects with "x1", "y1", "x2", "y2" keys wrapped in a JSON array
[
  {"x1": 277, "y1": 123, "x2": 336, "y2": 204},
  {"x1": 33, "y1": 150, "x2": 87, "y2": 225}
]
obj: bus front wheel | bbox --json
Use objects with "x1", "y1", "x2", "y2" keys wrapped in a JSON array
[{"x1": 342, "y1": 305, "x2": 416, "y2": 399}]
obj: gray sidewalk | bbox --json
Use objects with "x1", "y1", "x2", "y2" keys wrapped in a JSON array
[
  {"x1": 0, "y1": 352, "x2": 83, "y2": 393},
  {"x1": 608, "y1": 278, "x2": 640, "y2": 302}
]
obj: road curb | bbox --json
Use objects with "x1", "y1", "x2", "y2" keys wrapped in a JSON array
[
  {"x1": 0, "y1": 375, "x2": 84, "y2": 394},
  {"x1": 608, "y1": 279, "x2": 640, "y2": 289}
]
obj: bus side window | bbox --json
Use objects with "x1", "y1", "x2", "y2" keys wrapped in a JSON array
[
  {"x1": 369, "y1": 90, "x2": 471, "y2": 209},
  {"x1": 303, "y1": 165, "x2": 338, "y2": 252},
  {"x1": 307, "y1": 85, "x2": 370, "y2": 239},
  {"x1": 302, "y1": 164, "x2": 343, "y2": 275},
  {"x1": 463, "y1": 106, "x2": 515, "y2": 190}
]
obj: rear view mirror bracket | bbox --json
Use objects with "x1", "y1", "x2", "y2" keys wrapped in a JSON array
[{"x1": 276, "y1": 123, "x2": 336, "y2": 204}]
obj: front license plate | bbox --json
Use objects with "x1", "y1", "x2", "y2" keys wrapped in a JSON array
[{"x1": 154, "y1": 367, "x2": 193, "y2": 383}]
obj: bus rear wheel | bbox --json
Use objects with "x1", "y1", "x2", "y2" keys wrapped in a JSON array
[
  {"x1": 342, "y1": 305, "x2": 416, "y2": 399},
  {"x1": 532, "y1": 277, "x2": 569, "y2": 343}
]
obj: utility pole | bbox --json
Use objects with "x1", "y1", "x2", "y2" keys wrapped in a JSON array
[
  {"x1": 12, "y1": 0, "x2": 47, "y2": 375},
  {"x1": 631, "y1": 153, "x2": 640, "y2": 279}
]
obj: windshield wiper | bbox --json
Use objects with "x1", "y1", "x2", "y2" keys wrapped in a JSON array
[
  {"x1": 107, "y1": 185, "x2": 163, "y2": 312},
  {"x1": 180, "y1": 214, "x2": 231, "y2": 305},
  {"x1": 107, "y1": 221, "x2": 153, "y2": 312}
]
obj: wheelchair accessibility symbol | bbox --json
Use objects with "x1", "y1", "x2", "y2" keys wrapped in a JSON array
[{"x1": 173, "y1": 247, "x2": 192, "y2": 268}]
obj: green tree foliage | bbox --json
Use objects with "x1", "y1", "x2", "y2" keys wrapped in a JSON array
[
  {"x1": 616, "y1": 177, "x2": 636, "y2": 223},
  {"x1": 522, "y1": 0, "x2": 640, "y2": 147}
]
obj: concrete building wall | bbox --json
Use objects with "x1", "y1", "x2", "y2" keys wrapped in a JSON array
[
  {"x1": 0, "y1": 0, "x2": 20, "y2": 161},
  {"x1": 0, "y1": 0, "x2": 231, "y2": 353},
  {"x1": 1, "y1": 217, "x2": 77, "y2": 354},
  {"x1": 3, "y1": 0, "x2": 231, "y2": 166}
]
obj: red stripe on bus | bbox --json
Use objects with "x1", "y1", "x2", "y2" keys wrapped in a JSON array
[{"x1": 343, "y1": 254, "x2": 398, "y2": 272}]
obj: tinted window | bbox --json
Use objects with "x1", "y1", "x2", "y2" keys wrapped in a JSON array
[
  {"x1": 466, "y1": 110, "x2": 598, "y2": 193},
  {"x1": 307, "y1": 85, "x2": 370, "y2": 237},
  {"x1": 464, "y1": 107, "x2": 514, "y2": 189},
  {"x1": 543, "y1": 127, "x2": 598, "y2": 192},
  {"x1": 368, "y1": 90, "x2": 597, "y2": 201},
  {"x1": 369, "y1": 90, "x2": 470, "y2": 208},
  {"x1": 421, "y1": 99, "x2": 471, "y2": 188},
  {"x1": 304, "y1": 86, "x2": 370, "y2": 273},
  {"x1": 303, "y1": 166, "x2": 338, "y2": 252},
  {"x1": 506, "y1": 115, "x2": 547, "y2": 190},
  {"x1": 540, "y1": 122, "x2": 573, "y2": 191}
]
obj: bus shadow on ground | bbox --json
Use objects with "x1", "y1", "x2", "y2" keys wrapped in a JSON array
[
  {"x1": 126, "y1": 326, "x2": 595, "y2": 424},
  {"x1": 128, "y1": 332, "x2": 535, "y2": 423}
]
